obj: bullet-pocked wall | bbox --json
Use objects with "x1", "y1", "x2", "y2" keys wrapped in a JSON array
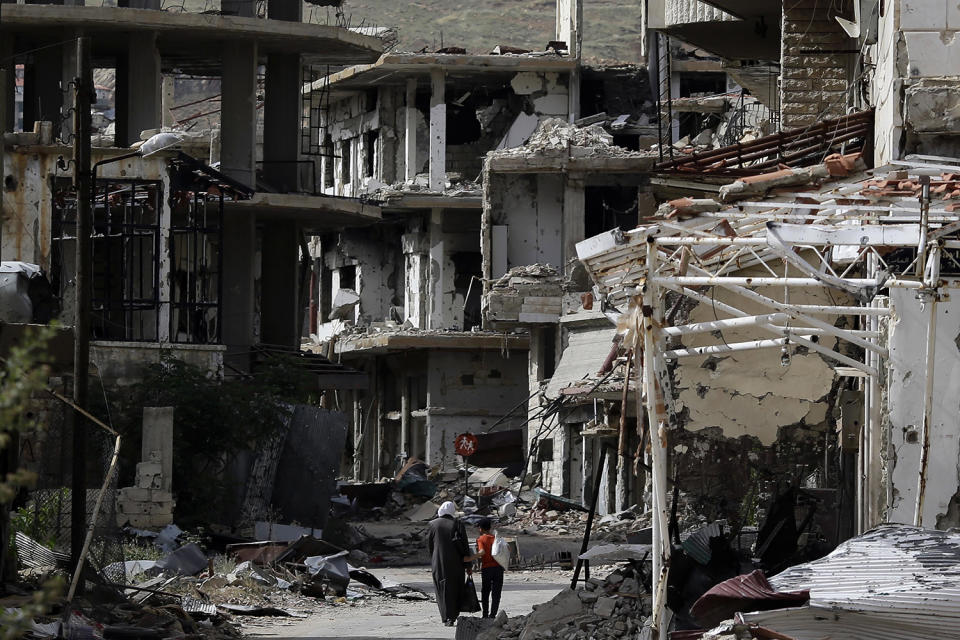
[
  {"x1": 666, "y1": 267, "x2": 856, "y2": 527},
  {"x1": 884, "y1": 285, "x2": 960, "y2": 529},
  {"x1": 872, "y1": 0, "x2": 960, "y2": 163},
  {"x1": 424, "y1": 349, "x2": 529, "y2": 468}
]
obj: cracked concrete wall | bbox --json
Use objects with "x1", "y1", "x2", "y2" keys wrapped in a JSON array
[
  {"x1": 667, "y1": 272, "x2": 853, "y2": 525},
  {"x1": 885, "y1": 286, "x2": 960, "y2": 528},
  {"x1": 318, "y1": 226, "x2": 404, "y2": 328},
  {"x1": 489, "y1": 173, "x2": 564, "y2": 276},
  {"x1": 424, "y1": 349, "x2": 528, "y2": 468}
]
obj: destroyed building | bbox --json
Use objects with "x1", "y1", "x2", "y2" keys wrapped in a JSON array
[
  {"x1": 300, "y1": 0, "x2": 661, "y2": 480},
  {"x1": 0, "y1": 0, "x2": 388, "y2": 565}
]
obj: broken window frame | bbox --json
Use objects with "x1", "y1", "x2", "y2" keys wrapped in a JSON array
[
  {"x1": 52, "y1": 177, "x2": 163, "y2": 343},
  {"x1": 168, "y1": 189, "x2": 224, "y2": 345}
]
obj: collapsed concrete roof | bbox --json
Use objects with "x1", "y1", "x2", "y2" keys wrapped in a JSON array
[{"x1": 307, "y1": 51, "x2": 578, "y2": 98}]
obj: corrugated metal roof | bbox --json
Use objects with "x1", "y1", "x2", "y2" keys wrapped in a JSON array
[
  {"x1": 544, "y1": 325, "x2": 617, "y2": 398},
  {"x1": 742, "y1": 525, "x2": 960, "y2": 639},
  {"x1": 681, "y1": 520, "x2": 726, "y2": 565},
  {"x1": 690, "y1": 570, "x2": 809, "y2": 628}
]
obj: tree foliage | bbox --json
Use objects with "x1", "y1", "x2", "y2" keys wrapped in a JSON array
[
  {"x1": 0, "y1": 325, "x2": 64, "y2": 636},
  {"x1": 111, "y1": 353, "x2": 316, "y2": 526}
]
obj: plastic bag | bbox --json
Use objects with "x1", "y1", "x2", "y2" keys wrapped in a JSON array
[
  {"x1": 492, "y1": 531, "x2": 511, "y2": 570},
  {"x1": 460, "y1": 575, "x2": 481, "y2": 613}
]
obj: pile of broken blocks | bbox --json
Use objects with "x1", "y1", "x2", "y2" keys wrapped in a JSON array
[{"x1": 476, "y1": 564, "x2": 650, "y2": 640}]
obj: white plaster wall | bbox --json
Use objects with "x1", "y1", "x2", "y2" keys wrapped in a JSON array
[
  {"x1": 498, "y1": 173, "x2": 564, "y2": 271},
  {"x1": 872, "y1": 0, "x2": 960, "y2": 161},
  {"x1": 886, "y1": 286, "x2": 960, "y2": 527},
  {"x1": 871, "y1": 0, "x2": 903, "y2": 165},
  {"x1": 674, "y1": 282, "x2": 844, "y2": 445}
]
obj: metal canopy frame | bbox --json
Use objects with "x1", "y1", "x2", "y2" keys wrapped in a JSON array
[{"x1": 576, "y1": 158, "x2": 960, "y2": 639}]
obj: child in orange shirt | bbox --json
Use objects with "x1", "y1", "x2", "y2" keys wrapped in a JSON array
[{"x1": 472, "y1": 517, "x2": 504, "y2": 618}]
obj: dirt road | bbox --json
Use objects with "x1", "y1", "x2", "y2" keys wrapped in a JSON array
[{"x1": 244, "y1": 565, "x2": 570, "y2": 640}]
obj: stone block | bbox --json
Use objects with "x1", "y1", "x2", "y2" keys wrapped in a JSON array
[
  {"x1": 781, "y1": 79, "x2": 812, "y2": 91},
  {"x1": 136, "y1": 461, "x2": 162, "y2": 477},
  {"x1": 904, "y1": 31, "x2": 960, "y2": 77},
  {"x1": 118, "y1": 487, "x2": 151, "y2": 502},
  {"x1": 782, "y1": 102, "x2": 822, "y2": 115},
  {"x1": 593, "y1": 596, "x2": 617, "y2": 617},
  {"x1": 142, "y1": 406, "x2": 174, "y2": 492},
  {"x1": 150, "y1": 490, "x2": 174, "y2": 503},
  {"x1": 901, "y1": 0, "x2": 947, "y2": 30},
  {"x1": 117, "y1": 500, "x2": 152, "y2": 516},
  {"x1": 905, "y1": 83, "x2": 960, "y2": 133}
]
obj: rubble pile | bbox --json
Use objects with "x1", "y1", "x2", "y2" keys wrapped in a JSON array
[
  {"x1": 5, "y1": 523, "x2": 435, "y2": 640},
  {"x1": 476, "y1": 564, "x2": 650, "y2": 640},
  {"x1": 494, "y1": 118, "x2": 653, "y2": 158},
  {"x1": 486, "y1": 265, "x2": 564, "y2": 324}
]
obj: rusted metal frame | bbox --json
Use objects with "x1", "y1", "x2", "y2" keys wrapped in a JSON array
[{"x1": 653, "y1": 111, "x2": 872, "y2": 172}]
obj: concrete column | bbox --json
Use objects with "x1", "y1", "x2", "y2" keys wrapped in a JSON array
[
  {"x1": 141, "y1": 407, "x2": 174, "y2": 492},
  {"x1": 260, "y1": 221, "x2": 300, "y2": 348},
  {"x1": 263, "y1": 1, "x2": 302, "y2": 193},
  {"x1": 60, "y1": 40, "x2": 78, "y2": 143},
  {"x1": 221, "y1": 211, "x2": 256, "y2": 371},
  {"x1": 555, "y1": 0, "x2": 582, "y2": 57},
  {"x1": 527, "y1": 327, "x2": 547, "y2": 477},
  {"x1": 400, "y1": 376, "x2": 410, "y2": 461},
  {"x1": 404, "y1": 78, "x2": 417, "y2": 182},
  {"x1": 428, "y1": 69, "x2": 445, "y2": 191},
  {"x1": 220, "y1": 41, "x2": 258, "y2": 189},
  {"x1": 263, "y1": 53, "x2": 302, "y2": 192},
  {"x1": 0, "y1": 38, "x2": 14, "y2": 132},
  {"x1": 670, "y1": 70, "x2": 681, "y2": 143},
  {"x1": 428, "y1": 208, "x2": 445, "y2": 329},
  {"x1": 161, "y1": 75, "x2": 175, "y2": 128},
  {"x1": 402, "y1": 224, "x2": 428, "y2": 328},
  {"x1": 567, "y1": 68, "x2": 580, "y2": 123},
  {"x1": 115, "y1": 33, "x2": 161, "y2": 146},
  {"x1": 352, "y1": 393, "x2": 363, "y2": 480},
  {"x1": 22, "y1": 44, "x2": 62, "y2": 136},
  {"x1": 562, "y1": 176, "x2": 585, "y2": 275}
]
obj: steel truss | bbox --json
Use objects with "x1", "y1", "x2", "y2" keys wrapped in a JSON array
[{"x1": 576, "y1": 161, "x2": 960, "y2": 639}]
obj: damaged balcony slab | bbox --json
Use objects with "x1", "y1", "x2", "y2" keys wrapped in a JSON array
[
  {"x1": 334, "y1": 331, "x2": 529, "y2": 355},
  {"x1": 310, "y1": 52, "x2": 578, "y2": 98},
  {"x1": 224, "y1": 193, "x2": 381, "y2": 233}
]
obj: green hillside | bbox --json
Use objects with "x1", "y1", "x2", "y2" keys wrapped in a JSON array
[{"x1": 338, "y1": 0, "x2": 644, "y2": 63}]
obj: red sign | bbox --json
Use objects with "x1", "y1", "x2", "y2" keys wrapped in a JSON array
[{"x1": 454, "y1": 432, "x2": 479, "y2": 457}]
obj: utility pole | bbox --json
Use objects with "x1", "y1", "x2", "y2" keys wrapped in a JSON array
[{"x1": 70, "y1": 36, "x2": 92, "y2": 573}]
